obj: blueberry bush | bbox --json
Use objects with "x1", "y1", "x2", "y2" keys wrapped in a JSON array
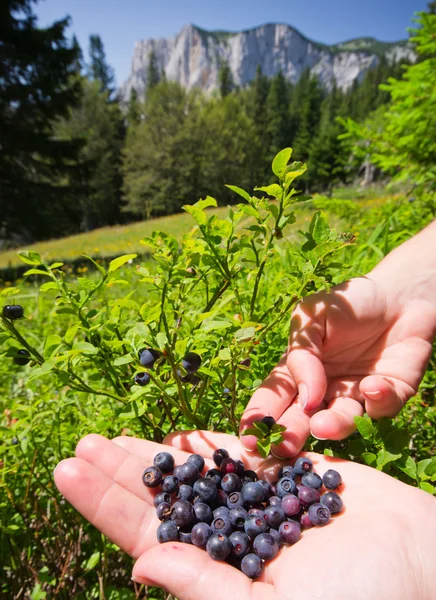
[{"x1": 0, "y1": 149, "x2": 434, "y2": 599}]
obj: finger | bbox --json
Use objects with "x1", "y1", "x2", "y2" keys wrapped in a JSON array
[
  {"x1": 132, "y1": 543, "x2": 274, "y2": 600},
  {"x1": 54, "y1": 457, "x2": 157, "y2": 558},
  {"x1": 309, "y1": 397, "x2": 364, "y2": 440},
  {"x1": 360, "y1": 375, "x2": 411, "y2": 419},
  {"x1": 287, "y1": 300, "x2": 328, "y2": 411},
  {"x1": 239, "y1": 358, "x2": 297, "y2": 451},
  {"x1": 270, "y1": 403, "x2": 312, "y2": 458}
]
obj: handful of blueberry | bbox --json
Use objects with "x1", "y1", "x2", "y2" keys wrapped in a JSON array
[{"x1": 143, "y1": 448, "x2": 344, "y2": 579}]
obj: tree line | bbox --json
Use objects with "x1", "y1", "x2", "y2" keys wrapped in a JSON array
[{"x1": 0, "y1": 0, "x2": 413, "y2": 246}]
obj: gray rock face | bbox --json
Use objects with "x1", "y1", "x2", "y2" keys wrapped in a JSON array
[{"x1": 120, "y1": 23, "x2": 414, "y2": 101}]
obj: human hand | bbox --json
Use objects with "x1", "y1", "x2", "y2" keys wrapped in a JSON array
[
  {"x1": 54, "y1": 431, "x2": 436, "y2": 600},
  {"x1": 241, "y1": 275, "x2": 436, "y2": 457}
]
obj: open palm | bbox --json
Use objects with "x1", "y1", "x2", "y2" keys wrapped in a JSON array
[
  {"x1": 241, "y1": 276, "x2": 436, "y2": 456},
  {"x1": 54, "y1": 430, "x2": 435, "y2": 600}
]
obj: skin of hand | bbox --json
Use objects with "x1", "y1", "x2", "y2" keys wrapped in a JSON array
[{"x1": 54, "y1": 431, "x2": 436, "y2": 600}]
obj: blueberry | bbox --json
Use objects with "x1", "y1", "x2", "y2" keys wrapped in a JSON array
[
  {"x1": 244, "y1": 514, "x2": 268, "y2": 538},
  {"x1": 242, "y1": 482, "x2": 265, "y2": 504},
  {"x1": 194, "y1": 502, "x2": 213, "y2": 524},
  {"x1": 170, "y1": 500, "x2": 196, "y2": 528},
  {"x1": 182, "y1": 351, "x2": 202, "y2": 373},
  {"x1": 241, "y1": 470, "x2": 258, "y2": 484},
  {"x1": 187, "y1": 454, "x2": 205, "y2": 473},
  {"x1": 300, "y1": 512, "x2": 313, "y2": 528},
  {"x1": 301, "y1": 472, "x2": 323, "y2": 490},
  {"x1": 157, "y1": 521, "x2": 179, "y2": 543},
  {"x1": 298, "y1": 486, "x2": 320, "y2": 508},
  {"x1": 268, "y1": 527, "x2": 283, "y2": 549},
  {"x1": 179, "y1": 529, "x2": 193, "y2": 544},
  {"x1": 260, "y1": 416, "x2": 276, "y2": 430},
  {"x1": 257, "y1": 479, "x2": 272, "y2": 500},
  {"x1": 247, "y1": 508, "x2": 265, "y2": 517},
  {"x1": 321, "y1": 491, "x2": 343, "y2": 514},
  {"x1": 294, "y1": 457, "x2": 313, "y2": 475},
  {"x1": 229, "y1": 507, "x2": 248, "y2": 530},
  {"x1": 268, "y1": 496, "x2": 282, "y2": 507},
  {"x1": 13, "y1": 349, "x2": 31, "y2": 366},
  {"x1": 253, "y1": 533, "x2": 279, "y2": 560},
  {"x1": 229, "y1": 531, "x2": 251, "y2": 558},
  {"x1": 205, "y1": 468, "x2": 222, "y2": 487},
  {"x1": 193, "y1": 478, "x2": 217, "y2": 503},
  {"x1": 178, "y1": 462, "x2": 199, "y2": 485},
  {"x1": 264, "y1": 505, "x2": 286, "y2": 529},
  {"x1": 139, "y1": 348, "x2": 160, "y2": 368},
  {"x1": 212, "y1": 448, "x2": 229, "y2": 467},
  {"x1": 156, "y1": 502, "x2": 172, "y2": 521},
  {"x1": 154, "y1": 492, "x2": 171, "y2": 508},
  {"x1": 276, "y1": 477, "x2": 297, "y2": 498},
  {"x1": 173, "y1": 465, "x2": 184, "y2": 480},
  {"x1": 278, "y1": 520, "x2": 301, "y2": 544},
  {"x1": 322, "y1": 469, "x2": 342, "y2": 490},
  {"x1": 241, "y1": 553, "x2": 263, "y2": 579},
  {"x1": 206, "y1": 533, "x2": 232, "y2": 561},
  {"x1": 239, "y1": 358, "x2": 251, "y2": 368},
  {"x1": 153, "y1": 451, "x2": 175, "y2": 474},
  {"x1": 177, "y1": 484, "x2": 194, "y2": 501},
  {"x1": 11, "y1": 437, "x2": 18, "y2": 445},
  {"x1": 221, "y1": 473, "x2": 242, "y2": 493},
  {"x1": 223, "y1": 387, "x2": 231, "y2": 396},
  {"x1": 213, "y1": 489, "x2": 228, "y2": 507},
  {"x1": 281, "y1": 494, "x2": 301, "y2": 517},
  {"x1": 220, "y1": 457, "x2": 238, "y2": 475},
  {"x1": 142, "y1": 466, "x2": 162, "y2": 488},
  {"x1": 278, "y1": 465, "x2": 296, "y2": 480},
  {"x1": 2, "y1": 305, "x2": 24, "y2": 320},
  {"x1": 134, "y1": 372, "x2": 150, "y2": 386},
  {"x1": 227, "y1": 491, "x2": 245, "y2": 510},
  {"x1": 162, "y1": 475, "x2": 179, "y2": 494},
  {"x1": 235, "y1": 460, "x2": 245, "y2": 477},
  {"x1": 211, "y1": 514, "x2": 233, "y2": 536},
  {"x1": 191, "y1": 522, "x2": 212, "y2": 549},
  {"x1": 213, "y1": 506, "x2": 230, "y2": 520},
  {"x1": 308, "y1": 502, "x2": 331, "y2": 526}
]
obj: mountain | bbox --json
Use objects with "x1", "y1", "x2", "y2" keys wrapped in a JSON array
[{"x1": 120, "y1": 23, "x2": 413, "y2": 101}]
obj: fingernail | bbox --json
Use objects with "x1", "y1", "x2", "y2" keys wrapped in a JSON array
[
  {"x1": 298, "y1": 383, "x2": 308, "y2": 409},
  {"x1": 131, "y1": 576, "x2": 147, "y2": 584},
  {"x1": 363, "y1": 390, "x2": 382, "y2": 400},
  {"x1": 311, "y1": 432, "x2": 328, "y2": 440},
  {"x1": 271, "y1": 448, "x2": 289, "y2": 460}
]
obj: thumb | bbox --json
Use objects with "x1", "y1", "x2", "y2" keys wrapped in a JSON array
[{"x1": 132, "y1": 543, "x2": 262, "y2": 600}]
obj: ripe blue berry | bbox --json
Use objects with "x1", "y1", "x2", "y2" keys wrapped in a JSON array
[
  {"x1": 281, "y1": 494, "x2": 301, "y2": 517},
  {"x1": 213, "y1": 506, "x2": 230, "y2": 520},
  {"x1": 300, "y1": 512, "x2": 313, "y2": 529},
  {"x1": 157, "y1": 521, "x2": 179, "y2": 543},
  {"x1": 223, "y1": 387, "x2": 231, "y2": 396},
  {"x1": 134, "y1": 372, "x2": 150, "y2": 386},
  {"x1": 268, "y1": 527, "x2": 283, "y2": 549},
  {"x1": 276, "y1": 477, "x2": 297, "y2": 497},
  {"x1": 244, "y1": 514, "x2": 268, "y2": 538},
  {"x1": 2, "y1": 305, "x2": 24, "y2": 320},
  {"x1": 298, "y1": 485, "x2": 320, "y2": 508},
  {"x1": 260, "y1": 416, "x2": 276, "y2": 429},
  {"x1": 156, "y1": 502, "x2": 172, "y2": 521},
  {"x1": 322, "y1": 469, "x2": 342, "y2": 490},
  {"x1": 193, "y1": 502, "x2": 213, "y2": 524},
  {"x1": 294, "y1": 457, "x2": 313, "y2": 475},
  {"x1": 13, "y1": 349, "x2": 30, "y2": 366},
  {"x1": 241, "y1": 470, "x2": 258, "y2": 484},
  {"x1": 139, "y1": 348, "x2": 160, "y2": 368},
  {"x1": 212, "y1": 448, "x2": 229, "y2": 467},
  {"x1": 220, "y1": 457, "x2": 238, "y2": 475},
  {"x1": 227, "y1": 491, "x2": 245, "y2": 510},
  {"x1": 170, "y1": 500, "x2": 196, "y2": 528},
  {"x1": 242, "y1": 482, "x2": 265, "y2": 504},
  {"x1": 162, "y1": 475, "x2": 179, "y2": 494},
  {"x1": 301, "y1": 472, "x2": 323, "y2": 490},
  {"x1": 221, "y1": 473, "x2": 242, "y2": 493},
  {"x1": 142, "y1": 466, "x2": 162, "y2": 488},
  {"x1": 257, "y1": 479, "x2": 272, "y2": 500},
  {"x1": 268, "y1": 496, "x2": 282, "y2": 507},
  {"x1": 178, "y1": 462, "x2": 199, "y2": 485},
  {"x1": 205, "y1": 468, "x2": 222, "y2": 487},
  {"x1": 248, "y1": 508, "x2": 265, "y2": 517},
  {"x1": 229, "y1": 531, "x2": 251, "y2": 558},
  {"x1": 211, "y1": 514, "x2": 233, "y2": 536},
  {"x1": 177, "y1": 484, "x2": 194, "y2": 501},
  {"x1": 191, "y1": 522, "x2": 213, "y2": 549},
  {"x1": 241, "y1": 553, "x2": 263, "y2": 579},
  {"x1": 279, "y1": 520, "x2": 301, "y2": 544},
  {"x1": 278, "y1": 465, "x2": 297, "y2": 480},
  {"x1": 206, "y1": 533, "x2": 232, "y2": 561},
  {"x1": 179, "y1": 529, "x2": 193, "y2": 544},
  {"x1": 308, "y1": 502, "x2": 331, "y2": 526},
  {"x1": 153, "y1": 492, "x2": 171, "y2": 508},
  {"x1": 153, "y1": 452, "x2": 175, "y2": 474},
  {"x1": 213, "y1": 489, "x2": 228, "y2": 507},
  {"x1": 182, "y1": 352, "x2": 201, "y2": 373},
  {"x1": 229, "y1": 507, "x2": 248, "y2": 529},
  {"x1": 239, "y1": 358, "x2": 251, "y2": 368},
  {"x1": 193, "y1": 478, "x2": 217, "y2": 503},
  {"x1": 321, "y1": 491, "x2": 343, "y2": 514},
  {"x1": 253, "y1": 533, "x2": 279, "y2": 560},
  {"x1": 264, "y1": 505, "x2": 286, "y2": 529},
  {"x1": 187, "y1": 454, "x2": 205, "y2": 473}
]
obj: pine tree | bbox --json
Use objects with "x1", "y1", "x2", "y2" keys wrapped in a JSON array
[
  {"x1": 218, "y1": 61, "x2": 234, "y2": 98},
  {"x1": 146, "y1": 49, "x2": 161, "y2": 92},
  {"x1": 127, "y1": 88, "x2": 140, "y2": 126},
  {"x1": 265, "y1": 71, "x2": 291, "y2": 164},
  {"x1": 88, "y1": 34, "x2": 115, "y2": 95}
]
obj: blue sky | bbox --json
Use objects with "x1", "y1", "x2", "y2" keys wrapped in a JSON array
[{"x1": 35, "y1": 0, "x2": 428, "y2": 86}]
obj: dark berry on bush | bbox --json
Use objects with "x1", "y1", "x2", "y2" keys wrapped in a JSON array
[
  {"x1": 139, "y1": 348, "x2": 160, "y2": 368},
  {"x1": 223, "y1": 387, "x2": 231, "y2": 396},
  {"x1": 264, "y1": 505, "x2": 286, "y2": 529},
  {"x1": 179, "y1": 529, "x2": 193, "y2": 544},
  {"x1": 301, "y1": 472, "x2": 323, "y2": 490},
  {"x1": 177, "y1": 484, "x2": 194, "y2": 501},
  {"x1": 153, "y1": 451, "x2": 175, "y2": 474},
  {"x1": 162, "y1": 475, "x2": 179, "y2": 494},
  {"x1": 298, "y1": 486, "x2": 320, "y2": 508},
  {"x1": 220, "y1": 457, "x2": 238, "y2": 475},
  {"x1": 154, "y1": 492, "x2": 171, "y2": 508},
  {"x1": 300, "y1": 512, "x2": 313, "y2": 529},
  {"x1": 281, "y1": 494, "x2": 301, "y2": 517},
  {"x1": 268, "y1": 496, "x2": 282, "y2": 507},
  {"x1": 13, "y1": 349, "x2": 30, "y2": 366},
  {"x1": 187, "y1": 453, "x2": 205, "y2": 473},
  {"x1": 229, "y1": 507, "x2": 248, "y2": 530},
  {"x1": 253, "y1": 533, "x2": 279, "y2": 560},
  {"x1": 170, "y1": 500, "x2": 196, "y2": 528},
  {"x1": 294, "y1": 456, "x2": 313, "y2": 475},
  {"x1": 241, "y1": 470, "x2": 258, "y2": 484},
  {"x1": 278, "y1": 465, "x2": 296, "y2": 480},
  {"x1": 206, "y1": 533, "x2": 232, "y2": 561},
  {"x1": 279, "y1": 520, "x2": 301, "y2": 544},
  {"x1": 229, "y1": 531, "x2": 251, "y2": 558},
  {"x1": 193, "y1": 502, "x2": 213, "y2": 524},
  {"x1": 191, "y1": 522, "x2": 213, "y2": 549},
  {"x1": 221, "y1": 473, "x2": 242, "y2": 493},
  {"x1": 244, "y1": 514, "x2": 268, "y2": 538},
  {"x1": 276, "y1": 477, "x2": 297, "y2": 498},
  {"x1": 156, "y1": 502, "x2": 172, "y2": 521},
  {"x1": 211, "y1": 514, "x2": 233, "y2": 537},
  {"x1": 12, "y1": 437, "x2": 18, "y2": 445},
  {"x1": 308, "y1": 502, "x2": 331, "y2": 526},
  {"x1": 3, "y1": 305, "x2": 24, "y2": 320},
  {"x1": 261, "y1": 416, "x2": 276, "y2": 430},
  {"x1": 157, "y1": 521, "x2": 179, "y2": 543},
  {"x1": 134, "y1": 372, "x2": 150, "y2": 386},
  {"x1": 321, "y1": 491, "x2": 343, "y2": 514},
  {"x1": 227, "y1": 491, "x2": 245, "y2": 510},
  {"x1": 213, "y1": 506, "x2": 230, "y2": 520},
  {"x1": 239, "y1": 358, "x2": 251, "y2": 368},
  {"x1": 205, "y1": 468, "x2": 222, "y2": 487},
  {"x1": 182, "y1": 352, "x2": 202, "y2": 373},
  {"x1": 193, "y1": 478, "x2": 218, "y2": 503},
  {"x1": 142, "y1": 466, "x2": 162, "y2": 488},
  {"x1": 242, "y1": 482, "x2": 265, "y2": 504},
  {"x1": 241, "y1": 553, "x2": 263, "y2": 579},
  {"x1": 212, "y1": 448, "x2": 229, "y2": 467},
  {"x1": 178, "y1": 462, "x2": 199, "y2": 485},
  {"x1": 322, "y1": 469, "x2": 342, "y2": 490}
]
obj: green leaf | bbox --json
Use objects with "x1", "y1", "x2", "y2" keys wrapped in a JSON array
[
  {"x1": 40, "y1": 282, "x2": 58, "y2": 292},
  {"x1": 114, "y1": 354, "x2": 134, "y2": 366},
  {"x1": 284, "y1": 161, "x2": 307, "y2": 184},
  {"x1": 238, "y1": 204, "x2": 261, "y2": 219},
  {"x1": 324, "y1": 449, "x2": 335, "y2": 457},
  {"x1": 218, "y1": 348, "x2": 231, "y2": 361},
  {"x1": 109, "y1": 254, "x2": 137, "y2": 273},
  {"x1": 417, "y1": 458, "x2": 433, "y2": 479},
  {"x1": 241, "y1": 427, "x2": 262, "y2": 439},
  {"x1": 64, "y1": 323, "x2": 80, "y2": 345},
  {"x1": 256, "y1": 438, "x2": 271, "y2": 459},
  {"x1": 201, "y1": 320, "x2": 233, "y2": 332},
  {"x1": 83, "y1": 254, "x2": 107, "y2": 275},
  {"x1": 49, "y1": 262, "x2": 63, "y2": 269},
  {"x1": 271, "y1": 424, "x2": 286, "y2": 434},
  {"x1": 269, "y1": 432, "x2": 284, "y2": 444},
  {"x1": 355, "y1": 415, "x2": 377, "y2": 441},
  {"x1": 17, "y1": 250, "x2": 41, "y2": 265},
  {"x1": 361, "y1": 452, "x2": 377, "y2": 466},
  {"x1": 156, "y1": 332, "x2": 168, "y2": 350},
  {"x1": 44, "y1": 334, "x2": 63, "y2": 357},
  {"x1": 384, "y1": 428, "x2": 410, "y2": 453},
  {"x1": 252, "y1": 421, "x2": 269, "y2": 436},
  {"x1": 419, "y1": 481, "x2": 435, "y2": 495},
  {"x1": 225, "y1": 185, "x2": 251, "y2": 202},
  {"x1": 272, "y1": 148, "x2": 292, "y2": 179},
  {"x1": 23, "y1": 268, "x2": 51, "y2": 277},
  {"x1": 83, "y1": 551, "x2": 100, "y2": 571},
  {"x1": 0, "y1": 287, "x2": 21, "y2": 298},
  {"x1": 234, "y1": 327, "x2": 255, "y2": 342},
  {"x1": 183, "y1": 196, "x2": 217, "y2": 225},
  {"x1": 424, "y1": 458, "x2": 436, "y2": 477},
  {"x1": 396, "y1": 454, "x2": 417, "y2": 480},
  {"x1": 376, "y1": 449, "x2": 402, "y2": 470},
  {"x1": 254, "y1": 184, "x2": 283, "y2": 200},
  {"x1": 119, "y1": 401, "x2": 146, "y2": 418},
  {"x1": 72, "y1": 342, "x2": 98, "y2": 354},
  {"x1": 310, "y1": 212, "x2": 330, "y2": 244}
]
